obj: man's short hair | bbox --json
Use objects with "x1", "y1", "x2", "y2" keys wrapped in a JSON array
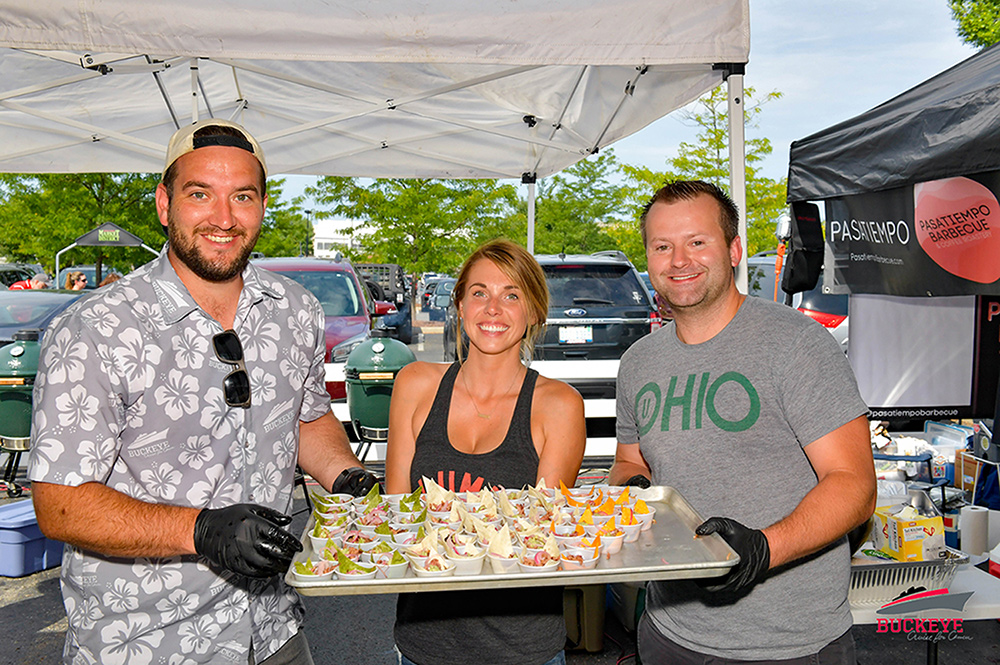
[
  {"x1": 161, "y1": 120, "x2": 267, "y2": 199},
  {"x1": 640, "y1": 180, "x2": 740, "y2": 247}
]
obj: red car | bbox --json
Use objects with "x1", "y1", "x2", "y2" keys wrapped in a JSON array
[{"x1": 254, "y1": 257, "x2": 395, "y2": 399}]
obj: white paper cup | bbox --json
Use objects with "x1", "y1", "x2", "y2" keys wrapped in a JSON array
[
  {"x1": 560, "y1": 547, "x2": 599, "y2": 571},
  {"x1": 445, "y1": 550, "x2": 487, "y2": 576},
  {"x1": 411, "y1": 559, "x2": 456, "y2": 577},
  {"x1": 487, "y1": 553, "x2": 520, "y2": 574}
]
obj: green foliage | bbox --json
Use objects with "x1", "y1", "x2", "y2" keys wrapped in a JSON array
[
  {"x1": 254, "y1": 179, "x2": 315, "y2": 257},
  {"x1": 531, "y1": 151, "x2": 627, "y2": 257},
  {"x1": 621, "y1": 86, "x2": 789, "y2": 257},
  {"x1": 307, "y1": 176, "x2": 521, "y2": 274},
  {"x1": 0, "y1": 173, "x2": 308, "y2": 274},
  {"x1": 949, "y1": 0, "x2": 1000, "y2": 48},
  {"x1": 0, "y1": 173, "x2": 163, "y2": 274}
]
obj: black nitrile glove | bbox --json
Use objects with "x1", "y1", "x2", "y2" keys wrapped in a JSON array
[
  {"x1": 623, "y1": 474, "x2": 651, "y2": 489},
  {"x1": 331, "y1": 466, "x2": 380, "y2": 497},
  {"x1": 695, "y1": 516, "x2": 770, "y2": 593},
  {"x1": 193, "y1": 504, "x2": 303, "y2": 578}
]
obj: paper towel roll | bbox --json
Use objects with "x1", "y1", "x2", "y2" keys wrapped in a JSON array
[{"x1": 961, "y1": 505, "x2": 989, "y2": 556}]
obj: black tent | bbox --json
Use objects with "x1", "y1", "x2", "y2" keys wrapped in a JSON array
[
  {"x1": 55, "y1": 222, "x2": 158, "y2": 283},
  {"x1": 787, "y1": 41, "x2": 1000, "y2": 298},
  {"x1": 785, "y1": 42, "x2": 1000, "y2": 423}
]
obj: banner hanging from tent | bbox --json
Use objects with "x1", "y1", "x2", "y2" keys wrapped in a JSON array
[{"x1": 822, "y1": 170, "x2": 1000, "y2": 297}]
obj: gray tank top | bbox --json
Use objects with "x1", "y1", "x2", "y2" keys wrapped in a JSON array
[{"x1": 394, "y1": 362, "x2": 566, "y2": 665}]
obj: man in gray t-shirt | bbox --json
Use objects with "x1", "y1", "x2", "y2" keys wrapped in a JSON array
[{"x1": 611, "y1": 181, "x2": 874, "y2": 664}]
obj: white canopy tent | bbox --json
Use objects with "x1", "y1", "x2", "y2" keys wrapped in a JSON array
[
  {"x1": 0, "y1": 1, "x2": 751, "y2": 457},
  {"x1": 0, "y1": 0, "x2": 750, "y2": 259}
]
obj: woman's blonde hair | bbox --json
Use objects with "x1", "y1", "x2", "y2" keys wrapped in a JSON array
[
  {"x1": 453, "y1": 239, "x2": 548, "y2": 365},
  {"x1": 64, "y1": 271, "x2": 85, "y2": 289}
]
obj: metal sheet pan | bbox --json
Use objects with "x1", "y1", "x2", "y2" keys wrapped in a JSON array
[{"x1": 286, "y1": 486, "x2": 738, "y2": 596}]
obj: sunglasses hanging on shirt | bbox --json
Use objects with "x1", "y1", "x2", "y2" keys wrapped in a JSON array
[{"x1": 212, "y1": 329, "x2": 251, "y2": 408}]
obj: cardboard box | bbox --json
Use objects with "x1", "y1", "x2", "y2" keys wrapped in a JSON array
[
  {"x1": 0, "y1": 500, "x2": 64, "y2": 577},
  {"x1": 871, "y1": 501, "x2": 946, "y2": 562},
  {"x1": 955, "y1": 449, "x2": 1000, "y2": 495}
]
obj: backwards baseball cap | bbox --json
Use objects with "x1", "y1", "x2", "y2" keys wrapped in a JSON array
[
  {"x1": 162, "y1": 119, "x2": 267, "y2": 178},
  {"x1": 32, "y1": 273, "x2": 52, "y2": 286}
]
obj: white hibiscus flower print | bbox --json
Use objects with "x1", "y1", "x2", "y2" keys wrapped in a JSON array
[
  {"x1": 154, "y1": 369, "x2": 200, "y2": 419},
  {"x1": 54, "y1": 384, "x2": 100, "y2": 431},
  {"x1": 126, "y1": 399, "x2": 147, "y2": 429},
  {"x1": 154, "y1": 588, "x2": 201, "y2": 625},
  {"x1": 228, "y1": 432, "x2": 257, "y2": 472},
  {"x1": 79, "y1": 437, "x2": 117, "y2": 480},
  {"x1": 178, "y1": 435, "x2": 214, "y2": 470},
  {"x1": 27, "y1": 433, "x2": 63, "y2": 478},
  {"x1": 250, "y1": 462, "x2": 281, "y2": 504},
  {"x1": 279, "y1": 344, "x2": 309, "y2": 386},
  {"x1": 99, "y1": 613, "x2": 164, "y2": 665},
  {"x1": 71, "y1": 595, "x2": 105, "y2": 631},
  {"x1": 118, "y1": 328, "x2": 163, "y2": 390},
  {"x1": 103, "y1": 578, "x2": 140, "y2": 613},
  {"x1": 287, "y1": 309, "x2": 313, "y2": 347},
  {"x1": 273, "y1": 432, "x2": 297, "y2": 468},
  {"x1": 132, "y1": 558, "x2": 184, "y2": 594},
  {"x1": 214, "y1": 588, "x2": 248, "y2": 624},
  {"x1": 168, "y1": 655, "x2": 200, "y2": 665},
  {"x1": 172, "y1": 328, "x2": 208, "y2": 370},
  {"x1": 139, "y1": 462, "x2": 182, "y2": 500},
  {"x1": 132, "y1": 299, "x2": 163, "y2": 334},
  {"x1": 178, "y1": 614, "x2": 222, "y2": 655},
  {"x1": 185, "y1": 463, "x2": 227, "y2": 507},
  {"x1": 42, "y1": 327, "x2": 88, "y2": 384},
  {"x1": 80, "y1": 303, "x2": 121, "y2": 337},
  {"x1": 251, "y1": 367, "x2": 277, "y2": 404},
  {"x1": 242, "y1": 312, "x2": 280, "y2": 362},
  {"x1": 199, "y1": 387, "x2": 239, "y2": 439}
]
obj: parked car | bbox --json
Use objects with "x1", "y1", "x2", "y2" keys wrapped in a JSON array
[
  {"x1": 0, "y1": 290, "x2": 89, "y2": 344},
  {"x1": 746, "y1": 251, "x2": 849, "y2": 352},
  {"x1": 253, "y1": 257, "x2": 396, "y2": 399},
  {"x1": 57, "y1": 265, "x2": 122, "y2": 290},
  {"x1": 426, "y1": 278, "x2": 456, "y2": 322},
  {"x1": 0, "y1": 263, "x2": 35, "y2": 288},
  {"x1": 355, "y1": 263, "x2": 413, "y2": 344},
  {"x1": 420, "y1": 278, "x2": 444, "y2": 311}
]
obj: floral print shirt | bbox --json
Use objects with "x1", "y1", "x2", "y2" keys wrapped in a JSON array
[{"x1": 28, "y1": 247, "x2": 331, "y2": 664}]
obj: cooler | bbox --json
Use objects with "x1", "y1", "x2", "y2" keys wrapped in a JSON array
[{"x1": 0, "y1": 499, "x2": 63, "y2": 577}]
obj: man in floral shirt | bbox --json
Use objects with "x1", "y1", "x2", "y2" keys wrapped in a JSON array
[{"x1": 28, "y1": 119, "x2": 375, "y2": 664}]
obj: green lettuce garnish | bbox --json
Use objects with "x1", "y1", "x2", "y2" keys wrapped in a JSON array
[
  {"x1": 390, "y1": 550, "x2": 406, "y2": 565},
  {"x1": 294, "y1": 558, "x2": 316, "y2": 575},
  {"x1": 370, "y1": 541, "x2": 393, "y2": 554},
  {"x1": 375, "y1": 522, "x2": 393, "y2": 535},
  {"x1": 337, "y1": 550, "x2": 374, "y2": 574},
  {"x1": 415, "y1": 525, "x2": 426, "y2": 540}
]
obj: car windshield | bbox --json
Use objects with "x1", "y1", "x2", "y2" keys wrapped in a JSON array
[
  {"x1": 543, "y1": 264, "x2": 649, "y2": 308},
  {"x1": 276, "y1": 270, "x2": 363, "y2": 317},
  {"x1": 0, "y1": 292, "x2": 81, "y2": 328}
]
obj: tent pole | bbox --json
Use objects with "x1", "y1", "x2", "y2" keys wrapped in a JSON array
[
  {"x1": 55, "y1": 243, "x2": 77, "y2": 285},
  {"x1": 190, "y1": 60, "x2": 200, "y2": 122},
  {"x1": 523, "y1": 173, "x2": 537, "y2": 254},
  {"x1": 727, "y1": 71, "x2": 748, "y2": 294}
]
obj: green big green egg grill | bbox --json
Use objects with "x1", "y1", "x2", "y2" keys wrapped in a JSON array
[
  {"x1": 0, "y1": 329, "x2": 42, "y2": 497},
  {"x1": 344, "y1": 329, "x2": 416, "y2": 461}
]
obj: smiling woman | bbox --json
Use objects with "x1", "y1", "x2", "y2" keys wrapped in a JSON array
[{"x1": 385, "y1": 238, "x2": 586, "y2": 665}]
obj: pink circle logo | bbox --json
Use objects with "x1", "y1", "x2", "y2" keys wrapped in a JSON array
[{"x1": 914, "y1": 177, "x2": 1000, "y2": 284}]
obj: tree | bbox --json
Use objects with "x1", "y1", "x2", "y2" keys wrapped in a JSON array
[
  {"x1": 0, "y1": 173, "x2": 308, "y2": 274},
  {"x1": 949, "y1": 0, "x2": 1000, "y2": 48},
  {"x1": 621, "y1": 86, "x2": 788, "y2": 257},
  {"x1": 530, "y1": 151, "x2": 629, "y2": 256},
  {"x1": 307, "y1": 177, "x2": 521, "y2": 274},
  {"x1": 254, "y1": 179, "x2": 315, "y2": 257},
  {"x1": 0, "y1": 173, "x2": 163, "y2": 275}
]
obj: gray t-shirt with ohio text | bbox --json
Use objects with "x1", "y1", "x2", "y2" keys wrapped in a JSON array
[{"x1": 616, "y1": 295, "x2": 868, "y2": 661}]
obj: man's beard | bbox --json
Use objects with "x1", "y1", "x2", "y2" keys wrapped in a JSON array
[{"x1": 167, "y1": 210, "x2": 261, "y2": 283}]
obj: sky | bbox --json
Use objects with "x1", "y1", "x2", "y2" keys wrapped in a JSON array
[{"x1": 284, "y1": 0, "x2": 977, "y2": 205}]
